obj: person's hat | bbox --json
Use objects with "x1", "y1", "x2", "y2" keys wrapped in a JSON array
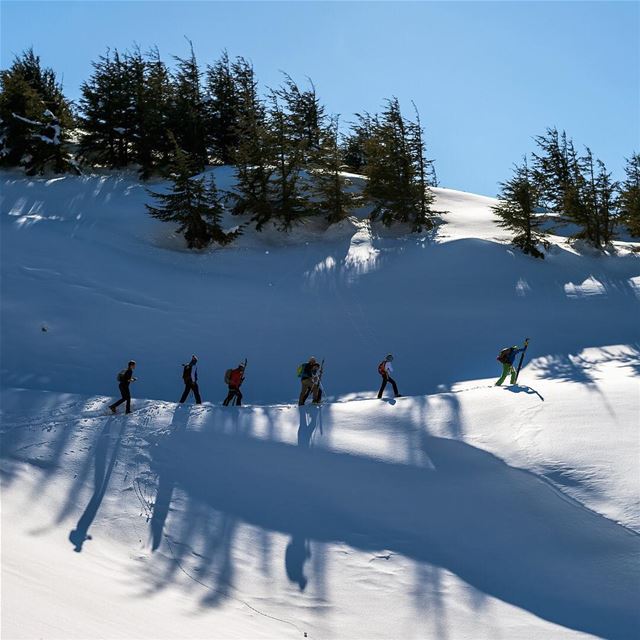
[
  {"x1": 128, "y1": 360, "x2": 136, "y2": 367},
  {"x1": 309, "y1": 357, "x2": 317, "y2": 363},
  {"x1": 191, "y1": 354, "x2": 198, "y2": 361},
  {"x1": 385, "y1": 354, "x2": 394, "y2": 361},
  {"x1": 238, "y1": 363, "x2": 245, "y2": 369}
]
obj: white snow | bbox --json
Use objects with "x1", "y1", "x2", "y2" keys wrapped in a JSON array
[{"x1": 1, "y1": 168, "x2": 639, "y2": 639}]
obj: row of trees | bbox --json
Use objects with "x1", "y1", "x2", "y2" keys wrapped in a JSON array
[
  {"x1": 1, "y1": 47, "x2": 439, "y2": 247},
  {"x1": 493, "y1": 128, "x2": 639, "y2": 256}
]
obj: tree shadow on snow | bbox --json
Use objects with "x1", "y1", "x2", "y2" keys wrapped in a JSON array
[
  {"x1": 68, "y1": 417, "x2": 126, "y2": 551},
  {"x1": 149, "y1": 428, "x2": 640, "y2": 640}
]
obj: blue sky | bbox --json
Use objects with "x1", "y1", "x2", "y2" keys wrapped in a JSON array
[{"x1": 2, "y1": 1, "x2": 638, "y2": 195}]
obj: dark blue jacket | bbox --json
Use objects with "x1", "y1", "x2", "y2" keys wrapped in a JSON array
[{"x1": 505, "y1": 347, "x2": 525, "y2": 365}]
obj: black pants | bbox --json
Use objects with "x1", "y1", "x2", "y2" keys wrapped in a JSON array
[
  {"x1": 179, "y1": 381, "x2": 202, "y2": 404},
  {"x1": 299, "y1": 378, "x2": 322, "y2": 405},
  {"x1": 223, "y1": 386, "x2": 242, "y2": 406},
  {"x1": 378, "y1": 374, "x2": 399, "y2": 398},
  {"x1": 110, "y1": 383, "x2": 131, "y2": 413}
]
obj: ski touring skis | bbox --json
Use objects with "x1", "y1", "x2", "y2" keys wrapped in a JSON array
[{"x1": 515, "y1": 338, "x2": 530, "y2": 383}]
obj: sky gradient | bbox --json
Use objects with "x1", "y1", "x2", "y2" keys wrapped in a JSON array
[{"x1": 2, "y1": 1, "x2": 638, "y2": 195}]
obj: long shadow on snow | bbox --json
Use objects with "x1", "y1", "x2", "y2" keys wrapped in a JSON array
[
  {"x1": 152, "y1": 428, "x2": 640, "y2": 640},
  {"x1": 69, "y1": 417, "x2": 126, "y2": 551}
]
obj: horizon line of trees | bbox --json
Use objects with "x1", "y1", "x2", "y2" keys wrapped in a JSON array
[
  {"x1": 1, "y1": 47, "x2": 637, "y2": 252},
  {"x1": 1, "y1": 46, "x2": 439, "y2": 248}
]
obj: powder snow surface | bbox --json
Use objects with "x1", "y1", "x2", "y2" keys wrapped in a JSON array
[{"x1": 1, "y1": 169, "x2": 639, "y2": 639}]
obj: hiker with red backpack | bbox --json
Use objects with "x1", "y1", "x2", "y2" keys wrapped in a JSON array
[
  {"x1": 179, "y1": 355, "x2": 202, "y2": 404},
  {"x1": 377, "y1": 354, "x2": 401, "y2": 399},
  {"x1": 495, "y1": 339, "x2": 529, "y2": 386},
  {"x1": 223, "y1": 360, "x2": 246, "y2": 406}
]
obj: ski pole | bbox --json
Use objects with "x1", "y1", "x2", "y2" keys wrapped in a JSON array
[{"x1": 515, "y1": 338, "x2": 530, "y2": 383}]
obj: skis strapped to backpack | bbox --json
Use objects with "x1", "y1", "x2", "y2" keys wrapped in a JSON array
[{"x1": 515, "y1": 338, "x2": 530, "y2": 383}]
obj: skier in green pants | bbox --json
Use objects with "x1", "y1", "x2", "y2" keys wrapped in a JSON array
[{"x1": 495, "y1": 341, "x2": 528, "y2": 386}]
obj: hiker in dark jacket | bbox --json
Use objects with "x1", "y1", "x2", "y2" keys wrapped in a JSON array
[
  {"x1": 495, "y1": 341, "x2": 528, "y2": 386},
  {"x1": 377, "y1": 353, "x2": 401, "y2": 399},
  {"x1": 223, "y1": 363, "x2": 245, "y2": 406},
  {"x1": 109, "y1": 360, "x2": 137, "y2": 414},
  {"x1": 180, "y1": 355, "x2": 202, "y2": 404},
  {"x1": 299, "y1": 357, "x2": 322, "y2": 406}
]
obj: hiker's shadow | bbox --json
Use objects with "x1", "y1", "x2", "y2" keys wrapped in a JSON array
[
  {"x1": 503, "y1": 384, "x2": 545, "y2": 402},
  {"x1": 285, "y1": 533, "x2": 311, "y2": 591},
  {"x1": 297, "y1": 406, "x2": 319, "y2": 449},
  {"x1": 69, "y1": 418, "x2": 126, "y2": 551}
]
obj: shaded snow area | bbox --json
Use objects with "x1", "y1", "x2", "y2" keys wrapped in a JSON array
[{"x1": 1, "y1": 169, "x2": 639, "y2": 639}]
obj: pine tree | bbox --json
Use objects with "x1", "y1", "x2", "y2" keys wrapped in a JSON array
[
  {"x1": 310, "y1": 115, "x2": 358, "y2": 225},
  {"x1": 79, "y1": 49, "x2": 133, "y2": 168},
  {"x1": 342, "y1": 113, "x2": 373, "y2": 173},
  {"x1": 363, "y1": 98, "x2": 435, "y2": 231},
  {"x1": 619, "y1": 153, "x2": 640, "y2": 237},
  {"x1": 493, "y1": 157, "x2": 547, "y2": 258},
  {"x1": 268, "y1": 90, "x2": 309, "y2": 231},
  {"x1": 169, "y1": 42, "x2": 208, "y2": 169},
  {"x1": 407, "y1": 102, "x2": 437, "y2": 232},
  {"x1": 146, "y1": 136, "x2": 236, "y2": 249},
  {"x1": 205, "y1": 51, "x2": 239, "y2": 164},
  {"x1": 229, "y1": 57, "x2": 275, "y2": 230},
  {"x1": 0, "y1": 48, "x2": 75, "y2": 174}
]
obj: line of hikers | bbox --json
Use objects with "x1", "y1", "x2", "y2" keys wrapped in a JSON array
[{"x1": 108, "y1": 341, "x2": 529, "y2": 414}]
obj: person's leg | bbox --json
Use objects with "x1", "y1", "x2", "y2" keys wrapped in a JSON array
[
  {"x1": 389, "y1": 376, "x2": 400, "y2": 396},
  {"x1": 193, "y1": 383, "x2": 202, "y2": 404},
  {"x1": 299, "y1": 379, "x2": 312, "y2": 405},
  {"x1": 312, "y1": 384, "x2": 322, "y2": 403},
  {"x1": 377, "y1": 375, "x2": 388, "y2": 399},
  {"x1": 509, "y1": 365, "x2": 517, "y2": 384},
  {"x1": 111, "y1": 383, "x2": 127, "y2": 409},
  {"x1": 179, "y1": 383, "x2": 191, "y2": 403},
  {"x1": 124, "y1": 387, "x2": 131, "y2": 413},
  {"x1": 223, "y1": 387, "x2": 233, "y2": 406},
  {"x1": 235, "y1": 389, "x2": 243, "y2": 406},
  {"x1": 495, "y1": 363, "x2": 510, "y2": 385}
]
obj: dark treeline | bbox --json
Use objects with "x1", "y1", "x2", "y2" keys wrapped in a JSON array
[
  {"x1": 0, "y1": 46, "x2": 439, "y2": 248},
  {"x1": 493, "y1": 128, "x2": 640, "y2": 256},
  {"x1": 1, "y1": 48, "x2": 637, "y2": 251}
]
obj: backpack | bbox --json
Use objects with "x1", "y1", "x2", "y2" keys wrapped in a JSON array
[
  {"x1": 378, "y1": 361, "x2": 387, "y2": 375},
  {"x1": 117, "y1": 369, "x2": 127, "y2": 382},
  {"x1": 296, "y1": 363, "x2": 305, "y2": 378},
  {"x1": 497, "y1": 347, "x2": 513, "y2": 364},
  {"x1": 224, "y1": 369, "x2": 232, "y2": 384}
]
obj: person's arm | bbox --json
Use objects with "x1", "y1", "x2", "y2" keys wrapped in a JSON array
[{"x1": 386, "y1": 362, "x2": 393, "y2": 374}]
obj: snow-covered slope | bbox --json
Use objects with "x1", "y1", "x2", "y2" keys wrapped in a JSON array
[{"x1": 1, "y1": 169, "x2": 639, "y2": 639}]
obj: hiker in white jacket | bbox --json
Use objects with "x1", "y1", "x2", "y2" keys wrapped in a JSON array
[{"x1": 377, "y1": 354, "x2": 401, "y2": 399}]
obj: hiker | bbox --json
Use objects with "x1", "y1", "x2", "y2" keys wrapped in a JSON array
[
  {"x1": 377, "y1": 353, "x2": 401, "y2": 399},
  {"x1": 109, "y1": 360, "x2": 137, "y2": 414},
  {"x1": 223, "y1": 362, "x2": 245, "y2": 406},
  {"x1": 298, "y1": 357, "x2": 322, "y2": 406},
  {"x1": 179, "y1": 355, "x2": 202, "y2": 404},
  {"x1": 495, "y1": 340, "x2": 529, "y2": 386}
]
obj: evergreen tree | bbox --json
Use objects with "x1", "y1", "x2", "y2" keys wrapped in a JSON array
[
  {"x1": 146, "y1": 136, "x2": 236, "y2": 249},
  {"x1": 0, "y1": 48, "x2": 75, "y2": 174},
  {"x1": 310, "y1": 115, "x2": 358, "y2": 225},
  {"x1": 619, "y1": 153, "x2": 640, "y2": 237},
  {"x1": 276, "y1": 74, "x2": 325, "y2": 161},
  {"x1": 407, "y1": 102, "x2": 437, "y2": 232},
  {"x1": 267, "y1": 90, "x2": 309, "y2": 230},
  {"x1": 205, "y1": 50, "x2": 239, "y2": 164},
  {"x1": 342, "y1": 112, "x2": 373, "y2": 173},
  {"x1": 579, "y1": 149, "x2": 618, "y2": 247},
  {"x1": 493, "y1": 157, "x2": 548, "y2": 258},
  {"x1": 229, "y1": 57, "x2": 275, "y2": 230},
  {"x1": 169, "y1": 42, "x2": 208, "y2": 169},
  {"x1": 363, "y1": 98, "x2": 435, "y2": 231},
  {"x1": 79, "y1": 49, "x2": 133, "y2": 168}
]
